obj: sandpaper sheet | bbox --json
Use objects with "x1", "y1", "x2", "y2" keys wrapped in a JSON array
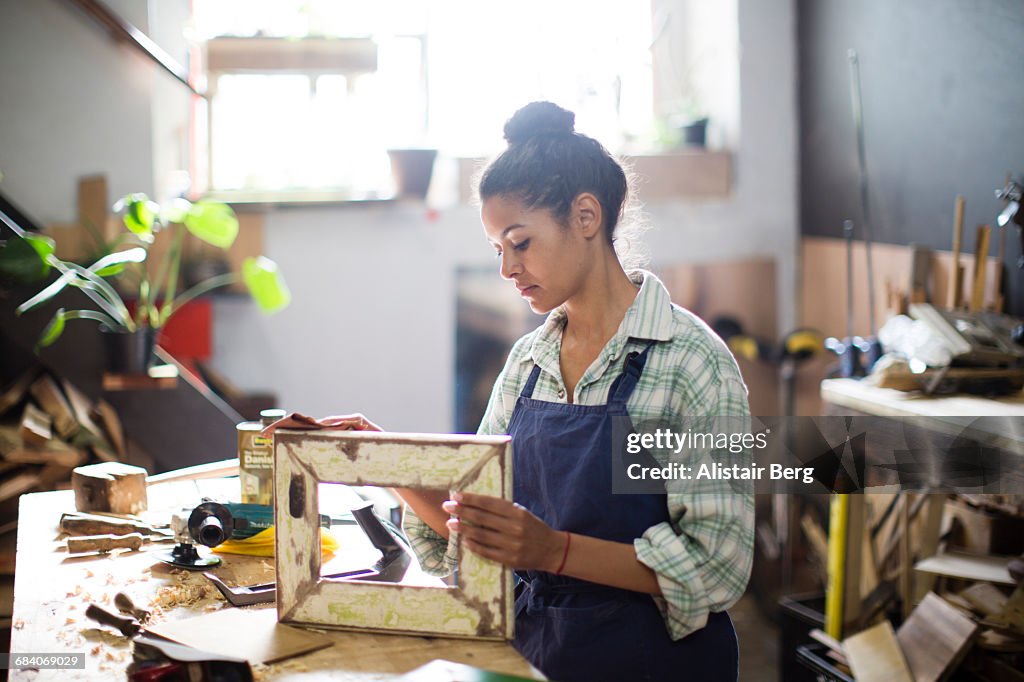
[{"x1": 147, "y1": 606, "x2": 333, "y2": 664}]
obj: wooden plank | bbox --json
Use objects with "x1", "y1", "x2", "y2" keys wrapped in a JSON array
[
  {"x1": 960, "y1": 583, "x2": 1009, "y2": 618},
  {"x1": 897, "y1": 592, "x2": 978, "y2": 682},
  {"x1": 28, "y1": 375, "x2": 77, "y2": 440},
  {"x1": 91, "y1": 400, "x2": 125, "y2": 459},
  {"x1": 843, "y1": 620, "x2": 914, "y2": 682},
  {"x1": 0, "y1": 369, "x2": 39, "y2": 419},
  {"x1": 970, "y1": 225, "x2": 991, "y2": 312},
  {"x1": 915, "y1": 551, "x2": 1015, "y2": 585},
  {"x1": 0, "y1": 470, "x2": 43, "y2": 505},
  {"x1": 59, "y1": 379, "x2": 106, "y2": 446},
  {"x1": 949, "y1": 195, "x2": 965, "y2": 308},
  {"x1": 18, "y1": 403, "x2": 51, "y2": 447},
  {"x1": 0, "y1": 426, "x2": 87, "y2": 469},
  {"x1": 845, "y1": 495, "x2": 866, "y2": 630}
]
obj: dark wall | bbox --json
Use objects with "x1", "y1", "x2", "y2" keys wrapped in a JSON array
[{"x1": 799, "y1": 0, "x2": 1024, "y2": 314}]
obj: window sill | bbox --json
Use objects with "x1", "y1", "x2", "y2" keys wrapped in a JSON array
[
  {"x1": 202, "y1": 190, "x2": 402, "y2": 212},
  {"x1": 622, "y1": 149, "x2": 732, "y2": 201}
]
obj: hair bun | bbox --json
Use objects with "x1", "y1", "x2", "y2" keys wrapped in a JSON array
[{"x1": 503, "y1": 101, "x2": 575, "y2": 145}]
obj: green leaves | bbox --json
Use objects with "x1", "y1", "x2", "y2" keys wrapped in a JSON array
[
  {"x1": 114, "y1": 193, "x2": 158, "y2": 243},
  {"x1": 0, "y1": 232, "x2": 54, "y2": 281},
  {"x1": 18, "y1": 192, "x2": 286, "y2": 355},
  {"x1": 185, "y1": 201, "x2": 238, "y2": 248},
  {"x1": 242, "y1": 256, "x2": 291, "y2": 313},
  {"x1": 37, "y1": 308, "x2": 66, "y2": 349}
]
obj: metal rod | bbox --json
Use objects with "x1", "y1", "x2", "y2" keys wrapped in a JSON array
[
  {"x1": 844, "y1": 219, "x2": 855, "y2": 342},
  {"x1": 848, "y1": 49, "x2": 877, "y2": 335}
]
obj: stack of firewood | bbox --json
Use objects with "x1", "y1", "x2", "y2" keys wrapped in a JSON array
[{"x1": 0, "y1": 367, "x2": 126, "y2": 506}]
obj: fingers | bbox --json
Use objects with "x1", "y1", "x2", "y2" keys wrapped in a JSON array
[
  {"x1": 452, "y1": 491, "x2": 510, "y2": 512},
  {"x1": 442, "y1": 499, "x2": 520, "y2": 534},
  {"x1": 446, "y1": 518, "x2": 508, "y2": 550},
  {"x1": 324, "y1": 413, "x2": 383, "y2": 431}
]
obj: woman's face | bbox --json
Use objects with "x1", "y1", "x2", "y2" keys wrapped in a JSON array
[{"x1": 481, "y1": 196, "x2": 589, "y2": 314}]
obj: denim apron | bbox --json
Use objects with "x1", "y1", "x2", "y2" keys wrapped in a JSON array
[{"x1": 508, "y1": 343, "x2": 738, "y2": 682}]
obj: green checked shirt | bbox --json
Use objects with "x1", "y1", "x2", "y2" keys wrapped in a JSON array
[{"x1": 404, "y1": 269, "x2": 754, "y2": 641}]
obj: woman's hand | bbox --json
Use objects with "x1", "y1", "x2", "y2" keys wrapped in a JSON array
[
  {"x1": 324, "y1": 414, "x2": 383, "y2": 431},
  {"x1": 442, "y1": 492, "x2": 566, "y2": 572}
]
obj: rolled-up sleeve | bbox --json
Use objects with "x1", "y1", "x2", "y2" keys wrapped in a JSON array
[{"x1": 634, "y1": 372, "x2": 755, "y2": 640}]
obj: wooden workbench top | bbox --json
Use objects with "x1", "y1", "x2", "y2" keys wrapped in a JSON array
[
  {"x1": 9, "y1": 483, "x2": 539, "y2": 680},
  {"x1": 821, "y1": 378, "x2": 1024, "y2": 419},
  {"x1": 821, "y1": 377, "x2": 1024, "y2": 461}
]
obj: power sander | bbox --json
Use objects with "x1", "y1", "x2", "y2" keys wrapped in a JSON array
[{"x1": 158, "y1": 500, "x2": 328, "y2": 570}]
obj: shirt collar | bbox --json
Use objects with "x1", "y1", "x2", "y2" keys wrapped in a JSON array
[{"x1": 523, "y1": 269, "x2": 674, "y2": 368}]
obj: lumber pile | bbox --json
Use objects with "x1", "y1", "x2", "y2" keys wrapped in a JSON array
[
  {"x1": 801, "y1": 492, "x2": 1024, "y2": 680},
  {"x1": 0, "y1": 367, "x2": 128, "y2": 506}
]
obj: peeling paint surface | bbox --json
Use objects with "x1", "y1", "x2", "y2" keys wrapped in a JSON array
[{"x1": 274, "y1": 430, "x2": 513, "y2": 639}]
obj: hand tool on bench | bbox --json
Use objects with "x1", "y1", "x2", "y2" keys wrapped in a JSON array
[
  {"x1": 115, "y1": 592, "x2": 151, "y2": 623},
  {"x1": 67, "y1": 533, "x2": 146, "y2": 554},
  {"x1": 60, "y1": 511, "x2": 173, "y2": 539},
  {"x1": 85, "y1": 601, "x2": 253, "y2": 680}
]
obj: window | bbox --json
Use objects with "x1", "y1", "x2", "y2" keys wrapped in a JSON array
[{"x1": 192, "y1": 0, "x2": 654, "y2": 198}]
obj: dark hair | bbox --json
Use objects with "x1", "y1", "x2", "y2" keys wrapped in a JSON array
[{"x1": 478, "y1": 102, "x2": 629, "y2": 247}]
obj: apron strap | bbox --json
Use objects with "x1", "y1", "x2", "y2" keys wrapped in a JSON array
[
  {"x1": 519, "y1": 364, "x2": 543, "y2": 398},
  {"x1": 606, "y1": 340, "x2": 658, "y2": 406}
]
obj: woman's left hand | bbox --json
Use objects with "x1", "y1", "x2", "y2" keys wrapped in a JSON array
[{"x1": 442, "y1": 492, "x2": 566, "y2": 572}]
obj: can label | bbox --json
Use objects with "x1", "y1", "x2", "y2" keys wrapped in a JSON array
[{"x1": 238, "y1": 422, "x2": 274, "y2": 506}]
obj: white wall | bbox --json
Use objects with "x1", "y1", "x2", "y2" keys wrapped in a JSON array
[
  {"x1": 2, "y1": 0, "x2": 798, "y2": 434},
  {"x1": 0, "y1": 0, "x2": 157, "y2": 223}
]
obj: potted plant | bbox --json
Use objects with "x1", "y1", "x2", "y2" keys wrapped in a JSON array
[{"x1": 12, "y1": 194, "x2": 290, "y2": 373}]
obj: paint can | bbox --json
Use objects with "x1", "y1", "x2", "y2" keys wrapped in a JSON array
[{"x1": 238, "y1": 421, "x2": 271, "y2": 505}]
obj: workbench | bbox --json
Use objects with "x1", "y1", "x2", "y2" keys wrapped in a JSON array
[{"x1": 8, "y1": 477, "x2": 540, "y2": 680}]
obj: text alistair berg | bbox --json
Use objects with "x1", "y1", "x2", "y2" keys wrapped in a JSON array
[{"x1": 624, "y1": 428, "x2": 814, "y2": 484}]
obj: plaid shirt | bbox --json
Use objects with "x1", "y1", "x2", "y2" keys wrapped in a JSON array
[{"x1": 404, "y1": 270, "x2": 754, "y2": 640}]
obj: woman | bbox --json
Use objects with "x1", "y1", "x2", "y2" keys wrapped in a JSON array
[{"x1": 360, "y1": 102, "x2": 753, "y2": 681}]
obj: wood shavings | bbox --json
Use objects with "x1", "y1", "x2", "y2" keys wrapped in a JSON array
[
  {"x1": 65, "y1": 616, "x2": 77, "y2": 625},
  {"x1": 13, "y1": 619, "x2": 23, "y2": 629},
  {"x1": 151, "y1": 574, "x2": 216, "y2": 611},
  {"x1": 251, "y1": 662, "x2": 283, "y2": 681}
]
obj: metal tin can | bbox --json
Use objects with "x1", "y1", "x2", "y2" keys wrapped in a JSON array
[{"x1": 237, "y1": 421, "x2": 273, "y2": 505}]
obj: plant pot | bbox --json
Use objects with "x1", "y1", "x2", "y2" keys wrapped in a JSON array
[
  {"x1": 387, "y1": 149, "x2": 438, "y2": 199},
  {"x1": 679, "y1": 117, "x2": 709, "y2": 148},
  {"x1": 101, "y1": 327, "x2": 158, "y2": 375}
]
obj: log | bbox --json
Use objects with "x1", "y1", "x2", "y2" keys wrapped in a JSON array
[{"x1": 71, "y1": 462, "x2": 148, "y2": 514}]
